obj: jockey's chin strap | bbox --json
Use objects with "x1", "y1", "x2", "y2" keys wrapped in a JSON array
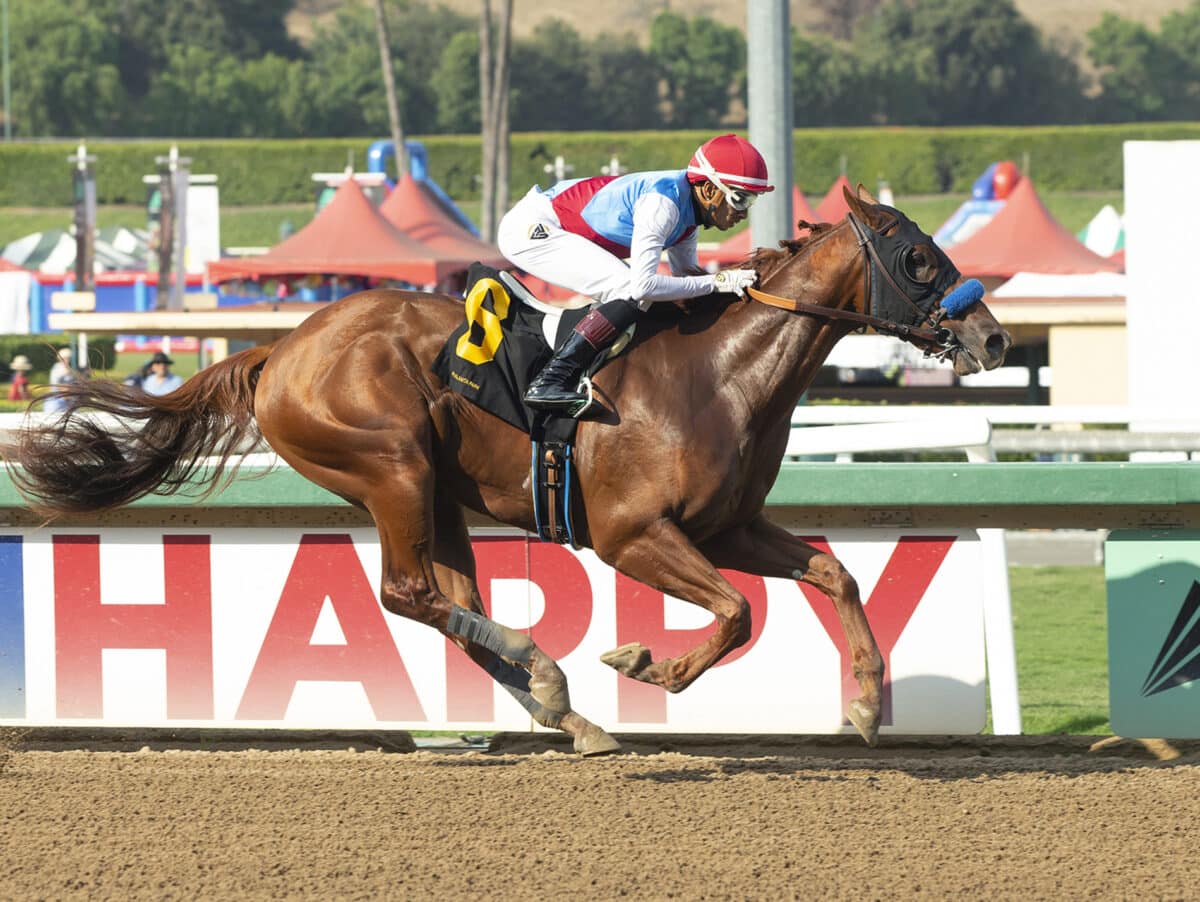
[{"x1": 744, "y1": 286, "x2": 952, "y2": 348}]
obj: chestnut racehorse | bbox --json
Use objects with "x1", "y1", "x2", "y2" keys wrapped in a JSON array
[{"x1": 5, "y1": 187, "x2": 1010, "y2": 754}]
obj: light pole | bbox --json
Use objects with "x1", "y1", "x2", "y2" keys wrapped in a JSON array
[{"x1": 748, "y1": 0, "x2": 793, "y2": 252}]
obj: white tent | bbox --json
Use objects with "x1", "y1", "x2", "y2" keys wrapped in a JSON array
[
  {"x1": 1, "y1": 226, "x2": 152, "y2": 273},
  {"x1": 1077, "y1": 204, "x2": 1124, "y2": 257}
]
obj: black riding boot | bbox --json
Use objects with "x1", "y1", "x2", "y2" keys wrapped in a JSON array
[{"x1": 523, "y1": 299, "x2": 640, "y2": 412}]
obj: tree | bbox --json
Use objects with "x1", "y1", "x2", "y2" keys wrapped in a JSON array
[
  {"x1": 1161, "y1": 1, "x2": 1200, "y2": 71},
  {"x1": 433, "y1": 31, "x2": 482, "y2": 133},
  {"x1": 856, "y1": 0, "x2": 1084, "y2": 126},
  {"x1": 306, "y1": 1, "x2": 472, "y2": 138},
  {"x1": 1160, "y1": 2, "x2": 1200, "y2": 111},
  {"x1": 649, "y1": 11, "x2": 746, "y2": 128},
  {"x1": 811, "y1": 0, "x2": 885, "y2": 42},
  {"x1": 6, "y1": 0, "x2": 127, "y2": 137},
  {"x1": 307, "y1": 10, "x2": 397, "y2": 137},
  {"x1": 372, "y1": 0, "x2": 408, "y2": 178},
  {"x1": 1087, "y1": 13, "x2": 1179, "y2": 121},
  {"x1": 791, "y1": 31, "x2": 873, "y2": 126},
  {"x1": 509, "y1": 20, "x2": 590, "y2": 130},
  {"x1": 238, "y1": 55, "x2": 324, "y2": 138},
  {"x1": 91, "y1": 0, "x2": 300, "y2": 106},
  {"x1": 581, "y1": 34, "x2": 660, "y2": 131},
  {"x1": 383, "y1": 1, "x2": 476, "y2": 136},
  {"x1": 1087, "y1": 4, "x2": 1200, "y2": 122}
]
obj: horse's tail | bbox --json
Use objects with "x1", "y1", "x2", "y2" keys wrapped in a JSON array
[{"x1": 2, "y1": 343, "x2": 275, "y2": 517}]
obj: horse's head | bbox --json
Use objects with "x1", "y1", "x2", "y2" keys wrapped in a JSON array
[
  {"x1": 753, "y1": 185, "x2": 1011, "y2": 376},
  {"x1": 841, "y1": 184, "x2": 1011, "y2": 375}
]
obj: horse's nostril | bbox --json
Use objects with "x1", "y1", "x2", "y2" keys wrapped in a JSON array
[{"x1": 985, "y1": 332, "x2": 1008, "y2": 360}]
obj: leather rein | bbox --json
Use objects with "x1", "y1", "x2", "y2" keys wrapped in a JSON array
[{"x1": 745, "y1": 213, "x2": 954, "y2": 350}]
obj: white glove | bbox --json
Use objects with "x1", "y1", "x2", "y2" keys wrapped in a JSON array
[{"x1": 713, "y1": 268, "x2": 758, "y2": 297}]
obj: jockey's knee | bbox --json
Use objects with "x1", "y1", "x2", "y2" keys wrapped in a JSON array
[{"x1": 576, "y1": 297, "x2": 641, "y2": 345}]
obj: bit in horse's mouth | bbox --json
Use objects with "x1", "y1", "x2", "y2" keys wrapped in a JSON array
[{"x1": 951, "y1": 345, "x2": 981, "y2": 376}]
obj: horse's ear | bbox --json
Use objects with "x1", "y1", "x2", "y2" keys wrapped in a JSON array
[
  {"x1": 844, "y1": 183, "x2": 888, "y2": 228},
  {"x1": 855, "y1": 183, "x2": 879, "y2": 206},
  {"x1": 843, "y1": 184, "x2": 870, "y2": 220}
]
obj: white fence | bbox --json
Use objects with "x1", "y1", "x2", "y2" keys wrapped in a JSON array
[{"x1": 789, "y1": 405, "x2": 1200, "y2": 462}]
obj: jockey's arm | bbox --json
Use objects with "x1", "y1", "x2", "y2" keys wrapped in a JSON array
[
  {"x1": 626, "y1": 194, "x2": 715, "y2": 307},
  {"x1": 666, "y1": 231, "x2": 706, "y2": 277}
]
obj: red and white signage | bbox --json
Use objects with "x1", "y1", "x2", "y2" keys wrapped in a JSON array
[{"x1": 3, "y1": 528, "x2": 986, "y2": 734}]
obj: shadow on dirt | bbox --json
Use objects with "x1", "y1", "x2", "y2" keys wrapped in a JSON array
[{"x1": 484, "y1": 731, "x2": 1200, "y2": 780}]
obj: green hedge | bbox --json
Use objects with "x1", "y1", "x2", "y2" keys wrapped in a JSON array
[{"x1": 3, "y1": 124, "x2": 1199, "y2": 206}]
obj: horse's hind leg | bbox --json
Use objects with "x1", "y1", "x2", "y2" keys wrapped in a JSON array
[
  {"x1": 430, "y1": 495, "x2": 619, "y2": 755},
  {"x1": 698, "y1": 514, "x2": 883, "y2": 745},
  {"x1": 368, "y1": 479, "x2": 575, "y2": 730}
]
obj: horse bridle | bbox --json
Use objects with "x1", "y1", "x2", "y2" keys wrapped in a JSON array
[{"x1": 746, "y1": 211, "x2": 963, "y2": 352}]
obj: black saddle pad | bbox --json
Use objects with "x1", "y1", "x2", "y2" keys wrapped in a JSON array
[{"x1": 432, "y1": 263, "x2": 587, "y2": 437}]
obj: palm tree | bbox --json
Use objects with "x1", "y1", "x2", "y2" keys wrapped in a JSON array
[{"x1": 372, "y1": 0, "x2": 408, "y2": 178}]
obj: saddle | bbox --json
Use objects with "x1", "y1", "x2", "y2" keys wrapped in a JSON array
[{"x1": 432, "y1": 263, "x2": 630, "y2": 547}]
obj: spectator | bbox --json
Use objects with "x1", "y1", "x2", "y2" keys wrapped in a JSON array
[
  {"x1": 141, "y1": 351, "x2": 183, "y2": 396},
  {"x1": 43, "y1": 347, "x2": 74, "y2": 413},
  {"x1": 7, "y1": 354, "x2": 31, "y2": 402},
  {"x1": 123, "y1": 361, "x2": 152, "y2": 390}
]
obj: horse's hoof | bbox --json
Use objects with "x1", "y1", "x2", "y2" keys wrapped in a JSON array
[
  {"x1": 848, "y1": 698, "x2": 880, "y2": 747},
  {"x1": 600, "y1": 643, "x2": 652, "y2": 677},
  {"x1": 561, "y1": 711, "x2": 622, "y2": 757},
  {"x1": 574, "y1": 723, "x2": 622, "y2": 757}
]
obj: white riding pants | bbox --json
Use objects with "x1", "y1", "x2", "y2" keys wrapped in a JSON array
[{"x1": 497, "y1": 188, "x2": 637, "y2": 306}]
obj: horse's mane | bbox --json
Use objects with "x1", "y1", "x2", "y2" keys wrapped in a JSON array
[{"x1": 746, "y1": 220, "x2": 837, "y2": 273}]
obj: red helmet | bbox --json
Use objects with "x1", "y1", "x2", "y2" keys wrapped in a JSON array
[{"x1": 686, "y1": 134, "x2": 774, "y2": 194}]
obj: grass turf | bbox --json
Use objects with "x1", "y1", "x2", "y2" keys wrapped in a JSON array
[{"x1": 1007, "y1": 564, "x2": 1110, "y2": 735}]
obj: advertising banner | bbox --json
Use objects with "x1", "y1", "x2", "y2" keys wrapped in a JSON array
[
  {"x1": 0, "y1": 528, "x2": 986, "y2": 734},
  {"x1": 1107, "y1": 529, "x2": 1200, "y2": 737}
]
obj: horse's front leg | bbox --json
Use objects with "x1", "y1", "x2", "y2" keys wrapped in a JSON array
[
  {"x1": 594, "y1": 518, "x2": 753, "y2": 693},
  {"x1": 698, "y1": 514, "x2": 883, "y2": 746}
]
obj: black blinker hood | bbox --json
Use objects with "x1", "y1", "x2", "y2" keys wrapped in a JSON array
[{"x1": 864, "y1": 205, "x2": 961, "y2": 326}]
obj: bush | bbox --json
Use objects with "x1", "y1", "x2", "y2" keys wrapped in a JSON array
[{"x1": 3, "y1": 124, "x2": 1199, "y2": 206}]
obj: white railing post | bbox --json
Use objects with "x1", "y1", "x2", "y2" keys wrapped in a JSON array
[{"x1": 964, "y1": 435, "x2": 1022, "y2": 734}]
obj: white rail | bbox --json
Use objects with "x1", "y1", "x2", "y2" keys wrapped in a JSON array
[
  {"x1": 791, "y1": 404, "x2": 1200, "y2": 428},
  {"x1": 790, "y1": 406, "x2": 1200, "y2": 461},
  {"x1": 787, "y1": 416, "x2": 995, "y2": 463}
]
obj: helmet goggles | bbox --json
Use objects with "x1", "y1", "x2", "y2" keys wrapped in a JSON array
[{"x1": 691, "y1": 147, "x2": 762, "y2": 212}]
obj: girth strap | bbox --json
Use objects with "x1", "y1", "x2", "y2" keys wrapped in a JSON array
[
  {"x1": 745, "y1": 285, "x2": 948, "y2": 346},
  {"x1": 531, "y1": 439, "x2": 578, "y2": 546}
]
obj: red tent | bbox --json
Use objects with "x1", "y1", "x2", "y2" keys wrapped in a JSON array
[
  {"x1": 702, "y1": 186, "x2": 818, "y2": 266},
  {"x1": 207, "y1": 180, "x2": 456, "y2": 285},
  {"x1": 0, "y1": 258, "x2": 29, "y2": 273},
  {"x1": 947, "y1": 178, "x2": 1123, "y2": 278},
  {"x1": 379, "y1": 175, "x2": 508, "y2": 271},
  {"x1": 815, "y1": 174, "x2": 853, "y2": 223}
]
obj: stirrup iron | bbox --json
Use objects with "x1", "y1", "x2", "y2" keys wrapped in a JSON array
[{"x1": 568, "y1": 377, "x2": 596, "y2": 419}]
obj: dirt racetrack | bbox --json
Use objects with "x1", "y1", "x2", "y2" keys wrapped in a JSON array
[{"x1": 1, "y1": 732, "x2": 1198, "y2": 900}]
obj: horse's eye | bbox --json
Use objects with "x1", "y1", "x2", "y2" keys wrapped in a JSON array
[{"x1": 904, "y1": 248, "x2": 934, "y2": 283}]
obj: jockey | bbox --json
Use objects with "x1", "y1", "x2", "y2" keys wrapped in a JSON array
[{"x1": 497, "y1": 133, "x2": 773, "y2": 412}]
